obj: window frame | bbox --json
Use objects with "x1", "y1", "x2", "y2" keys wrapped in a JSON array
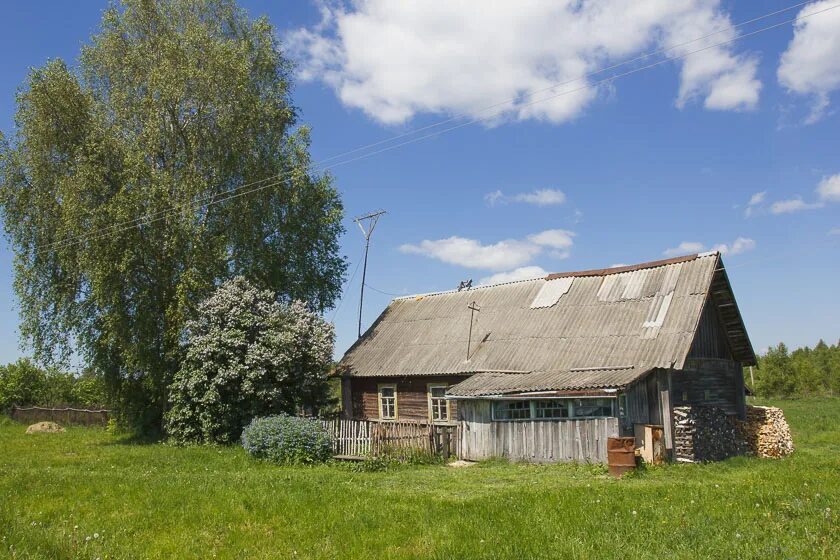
[
  {"x1": 490, "y1": 396, "x2": 618, "y2": 422},
  {"x1": 427, "y1": 383, "x2": 450, "y2": 423},
  {"x1": 377, "y1": 383, "x2": 398, "y2": 421}
]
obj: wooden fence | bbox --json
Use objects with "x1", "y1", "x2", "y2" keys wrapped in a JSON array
[
  {"x1": 321, "y1": 418, "x2": 457, "y2": 459},
  {"x1": 10, "y1": 406, "x2": 111, "y2": 427}
]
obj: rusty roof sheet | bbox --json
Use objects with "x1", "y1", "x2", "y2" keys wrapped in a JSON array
[{"x1": 339, "y1": 252, "x2": 754, "y2": 386}]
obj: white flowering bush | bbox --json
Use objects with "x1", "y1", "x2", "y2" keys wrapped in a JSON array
[
  {"x1": 241, "y1": 414, "x2": 333, "y2": 464},
  {"x1": 165, "y1": 277, "x2": 335, "y2": 444}
]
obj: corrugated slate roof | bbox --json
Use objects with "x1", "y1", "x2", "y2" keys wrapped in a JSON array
[
  {"x1": 339, "y1": 252, "x2": 754, "y2": 394},
  {"x1": 446, "y1": 367, "x2": 640, "y2": 397}
]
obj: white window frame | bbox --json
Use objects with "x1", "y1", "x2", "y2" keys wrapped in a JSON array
[
  {"x1": 490, "y1": 396, "x2": 618, "y2": 422},
  {"x1": 427, "y1": 383, "x2": 450, "y2": 423},
  {"x1": 377, "y1": 383, "x2": 397, "y2": 420}
]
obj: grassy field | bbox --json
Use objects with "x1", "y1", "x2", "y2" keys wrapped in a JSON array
[{"x1": 1, "y1": 399, "x2": 837, "y2": 559}]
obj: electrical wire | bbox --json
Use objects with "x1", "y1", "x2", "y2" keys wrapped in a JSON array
[{"x1": 35, "y1": 1, "x2": 840, "y2": 254}]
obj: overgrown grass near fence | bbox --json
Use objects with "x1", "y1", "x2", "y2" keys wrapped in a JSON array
[{"x1": 0, "y1": 398, "x2": 837, "y2": 559}]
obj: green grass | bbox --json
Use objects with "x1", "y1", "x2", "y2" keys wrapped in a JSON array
[{"x1": 1, "y1": 399, "x2": 838, "y2": 559}]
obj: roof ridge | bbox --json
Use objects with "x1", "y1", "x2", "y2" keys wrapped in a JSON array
[
  {"x1": 393, "y1": 252, "x2": 718, "y2": 301},
  {"x1": 545, "y1": 252, "x2": 713, "y2": 280}
]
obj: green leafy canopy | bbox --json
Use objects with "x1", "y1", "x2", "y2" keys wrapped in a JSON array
[{"x1": 0, "y1": 0, "x2": 346, "y2": 433}]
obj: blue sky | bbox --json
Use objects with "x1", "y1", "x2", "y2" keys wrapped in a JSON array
[{"x1": 1, "y1": 1, "x2": 838, "y2": 366}]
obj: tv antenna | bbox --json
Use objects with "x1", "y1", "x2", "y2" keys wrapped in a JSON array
[
  {"x1": 354, "y1": 209, "x2": 386, "y2": 338},
  {"x1": 466, "y1": 301, "x2": 481, "y2": 361}
]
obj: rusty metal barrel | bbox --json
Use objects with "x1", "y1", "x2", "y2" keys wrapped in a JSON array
[{"x1": 607, "y1": 436, "x2": 637, "y2": 478}]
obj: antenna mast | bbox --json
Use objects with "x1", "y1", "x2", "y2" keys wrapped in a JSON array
[{"x1": 354, "y1": 209, "x2": 386, "y2": 338}]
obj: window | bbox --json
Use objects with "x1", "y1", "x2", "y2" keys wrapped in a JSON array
[
  {"x1": 493, "y1": 400, "x2": 531, "y2": 420},
  {"x1": 378, "y1": 384, "x2": 397, "y2": 420},
  {"x1": 491, "y1": 397, "x2": 618, "y2": 421},
  {"x1": 571, "y1": 398, "x2": 615, "y2": 418},
  {"x1": 428, "y1": 384, "x2": 449, "y2": 422},
  {"x1": 534, "y1": 399, "x2": 569, "y2": 419}
]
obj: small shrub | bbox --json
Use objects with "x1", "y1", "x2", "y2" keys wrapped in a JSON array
[{"x1": 241, "y1": 415, "x2": 332, "y2": 465}]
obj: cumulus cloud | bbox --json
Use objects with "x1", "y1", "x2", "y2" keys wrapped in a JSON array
[
  {"x1": 664, "y1": 238, "x2": 755, "y2": 257},
  {"x1": 400, "y1": 229, "x2": 575, "y2": 271},
  {"x1": 770, "y1": 198, "x2": 825, "y2": 214},
  {"x1": 817, "y1": 174, "x2": 840, "y2": 202},
  {"x1": 479, "y1": 266, "x2": 549, "y2": 286},
  {"x1": 485, "y1": 188, "x2": 566, "y2": 207},
  {"x1": 778, "y1": 1, "x2": 840, "y2": 123},
  {"x1": 712, "y1": 237, "x2": 756, "y2": 256},
  {"x1": 663, "y1": 241, "x2": 706, "y2": 257},
  {"x1": 287, "y1": 1, "x2": 761, "y2": 125},
  {"x1": 744, "y1": 190, "x2": 767, "y2": 217}
]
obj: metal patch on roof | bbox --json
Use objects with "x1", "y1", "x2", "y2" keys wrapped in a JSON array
[{"x1": 530, "y1": 277, "x2": 574, "y2": 309}]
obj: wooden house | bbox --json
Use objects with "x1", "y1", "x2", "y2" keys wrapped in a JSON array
[{"x1": 337, "y1": 252, "x2": 755, "y2": 463}]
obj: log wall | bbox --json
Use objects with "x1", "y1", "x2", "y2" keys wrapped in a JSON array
[
  {"x1": 457, "y1": 400, "x2": 619, "y2": 463},
  {"x1": 347, "y1": 375, "x2": 468, "y2": 422}
]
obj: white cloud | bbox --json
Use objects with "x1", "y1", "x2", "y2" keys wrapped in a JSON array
[
  {"x1": 770, "y1": 198, "x2": 825, "y2": 214},
  {"x1": 829, "y1": 227, "x2": 840, "y2": 235},
  {"x1": 712, "y1": 237, "x2": 756, "y2": 256},
  {"x1": 778, "y1": 1, "x2": 840, "y2": 123},
  {"x1": 400, "y1": 229, "x2": 575, "y2": 270},
  {"x1": 485, "y1": 188, "x2": 566, "y2": 207},
  {"x1": 744, "y1": 190, "x2": 767, "y2": 217},
  {"x1": 663, "y1": 241, "x2": 705, "y2": 257},
  {"x1": 479, "y1": 266, "x2": 549, "y2": 286},
  {"x1": 817, "y1": 174, "x2": 840, "y2": 202},
  {"x1": 610, "y1": 263, "x2": 628, "y2": 268},
  {"x1": 748, "y1": 191, "x2": 767, "y2": 206},
  {"x1": 288, "y1": 1, "x2": 761, "y2": 125},
  {"x1": 664, "y1": 238, "x2": 755, "y2": 257}
]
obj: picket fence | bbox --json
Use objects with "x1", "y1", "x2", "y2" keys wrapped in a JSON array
[{"x1": 320, "y1": 418, "x2": 456, "y2": 459}]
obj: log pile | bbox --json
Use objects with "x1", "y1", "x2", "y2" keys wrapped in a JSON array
[
  {"x1": 673, "y1": 406, "x2": 746, "y2": 463},
  {"x1": 735, "y1": 405, "x2": 794, "y2": 458}
]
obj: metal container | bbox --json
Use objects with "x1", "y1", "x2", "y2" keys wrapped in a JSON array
[{"x1": 607, "y1": 436, "x2": 637, "y2": 478}]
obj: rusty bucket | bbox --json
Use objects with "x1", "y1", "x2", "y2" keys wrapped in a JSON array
[{"x1": 607, "y1": 436, "x2": 637, "y2": 478}]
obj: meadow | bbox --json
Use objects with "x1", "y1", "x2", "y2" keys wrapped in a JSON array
[{"x1": 1, "y1": 399, "x2": 837, "y2": 559}]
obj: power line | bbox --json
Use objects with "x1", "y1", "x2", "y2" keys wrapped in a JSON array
[
  {"x1": 35, "y1": 2, "x2": 840, "y2": 253},
  {"x1": 363, "y1": 283, "x2": 402, "y2": 297},
  {"x1": 309, "y1": 0, "x2": 817, "y2": 165}
]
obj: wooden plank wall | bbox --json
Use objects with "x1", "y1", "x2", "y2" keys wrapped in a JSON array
[
  {"x1": 348, "y1": 375, "x2": 468, "y2": 421},
  {"x1": 672, "y1": 358, "x2": 744, "y2": 416},
  {"x1": 458, "y1": 400, "x2": 619, "y2": 464}
]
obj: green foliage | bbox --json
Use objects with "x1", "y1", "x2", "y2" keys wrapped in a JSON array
[
  {"x1": 0, "y1": 358, "x2": 107, "y2": 411},
  {"x1": 0, "y1": 398, "x2": 837, "y2": 558},
  {"x1": 241, "y1": 414, "x2": 333, "y2": 465},
  {"x1": 165, "y1": 277, "x2": 335, "y2": 444},
  {"x1": 0, "y1": 0, "x2": 345, "y2": 435},
  {"x1": 753, "y1": 339, "x2": 840, "y2": 398}
]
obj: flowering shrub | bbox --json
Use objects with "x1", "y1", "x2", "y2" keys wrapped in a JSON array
[
  {"x1": 165, "y1": 277, "x2": 335, "y2": 444},
  {"x1": 241, "y1": 414, "x2": 333, "y2": 465}
]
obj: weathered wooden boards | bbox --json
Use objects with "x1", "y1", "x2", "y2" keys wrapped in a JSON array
[
  {"x1": 320, "y1": 418, "x2": 441, "y2": 458},
  {"x1": 736, "y1": 406, "x2": 794, "y2": 458},
  {"x1": 457, "y1": 401, "x2": 619, "y2": 464}
]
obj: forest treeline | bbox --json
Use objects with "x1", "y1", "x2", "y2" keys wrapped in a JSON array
[{"x1": 751, "y1": 339, "x2": 840, "y2": 398}]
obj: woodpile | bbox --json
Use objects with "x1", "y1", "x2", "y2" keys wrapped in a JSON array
[
  {"x1": 735, "y1": 406, "x2": 794, "y2": 458},
  {"x1": 673, "y1": 406, "x2": 746, "y2": 463}
]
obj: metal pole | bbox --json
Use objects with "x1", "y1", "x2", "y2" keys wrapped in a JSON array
[
  {"x1": 358, "y1": 236, "x2": 370, "y2": 339},
  {"x1": 353, "y1": 210, "x2": 386, "y2": 339}
]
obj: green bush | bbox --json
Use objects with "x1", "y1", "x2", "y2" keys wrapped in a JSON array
[{"x1": 241, "y1": 415, "x2": 333, "y2": 465}]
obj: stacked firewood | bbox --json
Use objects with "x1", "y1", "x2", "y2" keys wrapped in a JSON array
[
  {"x1": 673, "y1": 406, "x2": 746, "y2": 463},
  {"x1": 736, "y1": 406, "x2": 794, "y2": 458}
]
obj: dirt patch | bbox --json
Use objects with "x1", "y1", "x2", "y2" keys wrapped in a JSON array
[
  {"x1": 25, "y1": 422, "x2": 66, "y2": 434},
  {"x1": 448, "y1": 460, "x2": 477, "y2": 468}
]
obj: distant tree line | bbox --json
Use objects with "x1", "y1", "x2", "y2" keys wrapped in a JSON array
[
  {"x1": 0, "y1": 358, "x2": 107, "y2": 412},
  {"x1": 751, "y1": 340, "x2": 840, "y2": 398}
]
